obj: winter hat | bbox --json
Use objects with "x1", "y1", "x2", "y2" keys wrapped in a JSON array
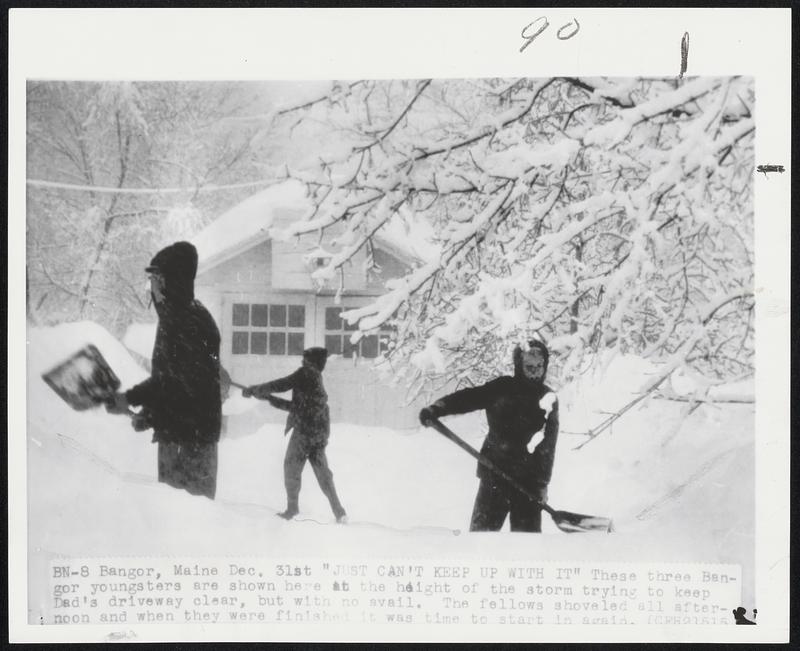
[
  {"x1": 145, "y1": 241, "x2": 198, "y2": 304},
  {"x1": 303, "y1": 347, "x2": 329, "y2": 372}
]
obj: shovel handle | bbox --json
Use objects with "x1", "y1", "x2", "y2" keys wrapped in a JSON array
[
  {"x1": 106, "y1": 404, "x2": 139, "y2": 418},
  {"x1": 429, "y1": 418, "x2": 556, "y2": 517}
]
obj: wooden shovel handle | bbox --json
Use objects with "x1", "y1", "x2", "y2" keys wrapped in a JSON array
[{"x1": 430, "y1": 418, "x2": 556, "y2": 517}]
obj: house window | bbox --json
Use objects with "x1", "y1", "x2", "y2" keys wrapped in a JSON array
[
  {"x1": 323, "y1": 306, "x2": 393, "y2": 360},
  {"x1": 231, "y1": 302, "x2": 306, "y2": 355},
  {"x1": 232, "y1": 331, "x2": 249, "y2": 355}
]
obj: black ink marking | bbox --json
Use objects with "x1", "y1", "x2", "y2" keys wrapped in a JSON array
[
  {"x1": 557, "y1": 19, "x2": 580, "y2": 41},
  {"x1": 680, "y1": 32, "x2": 690, "y2": 79},
  {"x1": 520, "y1": 16, "x2": 549, "y2": 52},
  {"x1": 756, "y1": 164, "x2": 785, "y2": 178},
  {"x1": 732, "y1": 606, "x2": 757, "y2": 625}
]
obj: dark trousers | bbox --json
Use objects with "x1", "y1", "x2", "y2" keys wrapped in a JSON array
[
  {"x1": 284, "y1": 433, "x2": 346, "y2": 518},
  {"x1": 158, "y1": 441, "x2": 218, "y2": 500},
  {"x1": 470, "y1": 476, "x2": 543, "y2": 533}
]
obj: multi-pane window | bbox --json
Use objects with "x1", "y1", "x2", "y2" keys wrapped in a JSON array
[
  {"x1": 323, "y1": 306, "x2": 393, "y2": 359},
  {"x1": 232, "y1": 302, "x2": 306, "y2": 355}
]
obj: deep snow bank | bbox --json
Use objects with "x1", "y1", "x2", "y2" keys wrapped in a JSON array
[{"x1": 25, "y1": 323, "x2": 755, "y2": 618}]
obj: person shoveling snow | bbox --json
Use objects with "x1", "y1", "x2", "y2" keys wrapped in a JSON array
[
  {"x1": 242, "y1": 347, "x2": 348, "y2": 524},
  {"x1": 420, "y1": 338, "x2": 613, "y2": 534},
  {"x1": 105, "y1": 241, "x2": 222, "y2": 500},
  {"x1": 421, "y1": 339, "x2": 559, "y2": 532}
]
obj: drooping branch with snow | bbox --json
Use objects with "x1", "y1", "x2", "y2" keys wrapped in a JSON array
[{"x1": 268, "y1": 77, "x2": 754, "y2": 398}]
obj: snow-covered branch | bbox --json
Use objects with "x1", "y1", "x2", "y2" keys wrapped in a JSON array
[
  {"x1": 267, "y1": 76, "x2": 754, "y2": 395},
  {"x1": 582, "y1": 78, "x2": 721, "y2": 148}
]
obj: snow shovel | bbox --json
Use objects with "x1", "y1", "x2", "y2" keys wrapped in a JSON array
[
  {"x1": 429, "y1": 418, "x2": 613, "y2": 533},
  {"x1": 42, "y1": 345, "x2": 156, "y2": 433},
  {"x1": 41, "y1": 344, "x2": 132, "y2": 413}
]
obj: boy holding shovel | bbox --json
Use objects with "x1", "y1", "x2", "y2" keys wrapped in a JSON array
[
  {"x1": 419, "y1": 339, "x2": 559, "y2": 533},
  {"x1": 243, "y1": 347, "x2": 348, "y2": 523},
  {"x1": 106, "y1": 241, "x2": 222, "y2": 500}
]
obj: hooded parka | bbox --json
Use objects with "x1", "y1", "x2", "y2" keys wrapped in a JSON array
[
  {"x1": 125, "y1": 241, "x2": 222, "y2": 497},
  {"x1": 423, "y1": 340, "x2": 559, "y2": 531}
]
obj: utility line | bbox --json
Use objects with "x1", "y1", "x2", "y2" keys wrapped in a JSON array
[{"x1": 26, "y1": 178, "x2": 278, "y2": 195}]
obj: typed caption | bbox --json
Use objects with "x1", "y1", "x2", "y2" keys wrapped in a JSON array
[{"x1": 46, "y1": 558, "x2": 740, "y2": 627}]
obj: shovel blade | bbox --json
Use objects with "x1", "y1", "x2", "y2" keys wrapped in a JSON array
[
  {"x1": 41, "y1": 344, "x2": 121, "y2": 411},
  {"x1": 551, "y1": 510, "x2": 614, "y2": 533}
]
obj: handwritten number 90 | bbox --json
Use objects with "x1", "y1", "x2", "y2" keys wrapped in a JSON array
[{"x1": 520, "y1": 16, "x2": 580, "y2": 52}]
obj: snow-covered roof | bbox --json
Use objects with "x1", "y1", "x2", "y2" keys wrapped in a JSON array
[
  {"x1": 192, "y1": 180, "x2": 428, "y2": 276},
  {"x1": 192, "y1": 180, "x2": 311, "y2": 275}
]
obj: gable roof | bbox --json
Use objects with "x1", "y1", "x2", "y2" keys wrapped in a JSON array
[
  {"x1": 192, "y1": 180, "x2": 309, "y2": 275},
  {"x1": 192, "y1": 180, "x2": 432, "y2": 276}
]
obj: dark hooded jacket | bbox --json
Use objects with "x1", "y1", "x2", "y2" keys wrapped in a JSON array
[
  {"x1": 249, "y1": 347, "x2": 330, "y2": 445},
  {"x1": 125, "y1": 242, "x2": 222, "y2": 446},
  {"x1": 428, "y1": 342, "x2": 559, "y2": 487}
]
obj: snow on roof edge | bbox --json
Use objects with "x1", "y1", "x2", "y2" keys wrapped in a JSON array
[
  {"x1": 193, "y1": 180, "x2": 422, "y2": 277},
  {"x1": 191, "y1": 179, "x2": 309, "y2": 275},
  {"x1": 195, "y1": 231, "x2": 272, "y2": 277}
]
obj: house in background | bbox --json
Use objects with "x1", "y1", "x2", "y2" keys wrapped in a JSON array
[{"x1": 191, "y1": 180, "x2": 425, "y2": 429}]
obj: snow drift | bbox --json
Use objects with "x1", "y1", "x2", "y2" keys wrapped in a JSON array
[{"x1": 26, "y1": 322, "x2": 754, "y2": 620}]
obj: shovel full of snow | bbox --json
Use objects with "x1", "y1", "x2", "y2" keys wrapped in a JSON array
[
  {"x1": 41, "y1": 344, "x2": 128, "y2": 412},
  {"x1": 429, "y1": 418, "x2": 613, "y2": 533}
]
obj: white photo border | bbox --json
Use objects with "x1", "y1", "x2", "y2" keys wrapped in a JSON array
[{"x1": 8, "y1": 7, "x2": 791, "y2": 643}]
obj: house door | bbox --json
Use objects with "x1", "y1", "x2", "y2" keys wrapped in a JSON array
[{"x1": 310, "y1": 295, "x2": 410, "y2": 426}]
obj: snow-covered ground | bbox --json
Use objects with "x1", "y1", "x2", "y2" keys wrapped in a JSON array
[{"x1": 26, "y1": 322, "x2": 754, "y2": 620}]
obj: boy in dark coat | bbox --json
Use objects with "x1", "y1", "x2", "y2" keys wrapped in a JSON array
[
  {"x1": 419, "y1": 339, "x2": 558, "y2": 532},
  {"x1": 107, "y1": 241, "x2": 222, "y2": 499},
  {"x1": 243, "y1": 347, "x2": 347, "y2": 523}
]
